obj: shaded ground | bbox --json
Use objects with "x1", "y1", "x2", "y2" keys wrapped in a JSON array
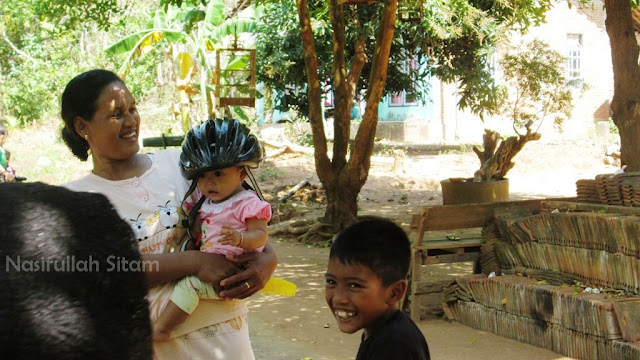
[{"x1": 247, "y1": 139, "x2": 615, "y2": 360}]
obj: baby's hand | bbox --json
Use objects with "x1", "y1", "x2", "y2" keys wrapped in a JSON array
[{"x1": 218, "y1": 225, "x2": 242, "y2": 247}]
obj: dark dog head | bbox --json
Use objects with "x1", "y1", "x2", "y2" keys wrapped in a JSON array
[{"x1": 0, "y1": 182, "x2": 152, "y2": 359}]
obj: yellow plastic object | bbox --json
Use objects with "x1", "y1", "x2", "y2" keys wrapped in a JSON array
[{"x1": 259, "y1": 278, "x2": 297, "y2": 297}]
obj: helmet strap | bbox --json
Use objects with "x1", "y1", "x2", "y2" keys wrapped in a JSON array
[
  {"x1": 244, "y1": 166, "x2": 265, "y2": 201},
  {"x1": 181, "y1": 179, "x2": 206, "y2": 249}
]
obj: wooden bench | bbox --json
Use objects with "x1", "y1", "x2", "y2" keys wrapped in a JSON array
[{"x1": 408, "y1": 197, "x2": 574, "y2": 321}]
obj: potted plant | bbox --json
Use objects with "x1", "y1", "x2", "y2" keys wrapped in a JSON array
[{"x1": 441, "y1": 40, "x2": 578, "y2": 205}]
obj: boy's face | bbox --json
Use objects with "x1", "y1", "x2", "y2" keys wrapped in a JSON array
[{"x1": 325, "y1": 258, "x2": 401, "y2": 337}]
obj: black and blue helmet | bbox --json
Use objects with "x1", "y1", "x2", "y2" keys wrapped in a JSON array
[{"x1": 179, "y1": 118, "x2": 264, "y2": 180}]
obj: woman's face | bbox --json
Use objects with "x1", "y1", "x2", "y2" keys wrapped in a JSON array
[{"x1": 82, "y1": 81, "x2": 140, "y2": 162}]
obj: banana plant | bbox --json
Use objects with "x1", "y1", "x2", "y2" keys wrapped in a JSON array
[{"x1": 105, "y1": 0, "x2": 258, "y2": 132}]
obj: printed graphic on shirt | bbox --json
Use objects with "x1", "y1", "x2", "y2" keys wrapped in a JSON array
[
  {"x1": 129, "y1": 214, "x2": 149, "y2": 241},
  {"x1": 136, "y1": 203, "x2": 188, "y2": 254},
  {"x1": 200, "y1": 218, "x2": 214, "y2": 251},
  {"x1": 158, "y1": 200, "x2": 180, "y2": 229},
  {"x1": 127, "y1": 203, "x2": 184, "y2": 242}
]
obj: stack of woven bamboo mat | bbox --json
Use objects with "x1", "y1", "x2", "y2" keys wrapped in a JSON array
[
  {"x1": 443, "y1": 209, "x2": 640, "y2": 360},
  {"x1": 577, "y1": 172, "x2": 640, "y2": 206}
]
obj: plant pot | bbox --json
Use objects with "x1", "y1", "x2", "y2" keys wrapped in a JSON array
[{"x1": 440, "y1": 178, "x2": 509, "y2": 205}]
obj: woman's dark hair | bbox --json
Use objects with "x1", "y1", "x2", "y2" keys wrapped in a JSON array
[
  {"x1": 329, "y1": 217, "x2": 411, "y2": 286},
  {"x1": 60, "y1": 69, "x2": 123, "y2": 161}
]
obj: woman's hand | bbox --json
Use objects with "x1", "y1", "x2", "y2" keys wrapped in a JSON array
[
  {"x1": 193, "y1": 251, "x2": 243, "y2": 293},
  {"x1": 219, "y1": 243, "x2": 278, "y2": 299}
]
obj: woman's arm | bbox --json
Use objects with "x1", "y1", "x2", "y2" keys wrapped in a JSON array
[
  {"x1": 142, "y1": 251, "x2": 241, "y2": 291},
  {"x1": 218, "y1": 242, "x2": 278, "y2": 299}
]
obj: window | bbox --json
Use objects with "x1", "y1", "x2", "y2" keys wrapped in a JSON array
[
  {"x1": 567, "y1": 34, "x2": 582, "y2": 80},
  {"x1": 389, "y1": 58, "x2": 419, "y2": 106}
]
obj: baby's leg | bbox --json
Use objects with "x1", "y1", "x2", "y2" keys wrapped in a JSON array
[
  {"x1": 153, "y1": 301, "x2": 189, "y2": 342},
  {"x1": 153, "y1": 276, "x2": 221, "y2": 342}
]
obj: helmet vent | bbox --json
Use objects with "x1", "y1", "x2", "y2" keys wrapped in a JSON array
[{"x1": 179, "y1": 118, "x2": 264, "y2": 180}]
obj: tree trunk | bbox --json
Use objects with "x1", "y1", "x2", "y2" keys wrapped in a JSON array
[
  {"x1": 323, "y1": 180, "x2": 360, "y2": 229},
  {"x1": 297, "y1": 0, "x2": 397, "y2": 231},
  {"x1": 604, "y1": 0, "x2": 640, "y2": 171},
  {"x1": 473, "y1": 125, "x2": 541, "y2": 181}
]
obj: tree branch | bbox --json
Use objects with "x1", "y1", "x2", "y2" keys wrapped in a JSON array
[
  {"x1": 296, "y1": 0, "x2": 332, "y2": 180},
  {"x1": 329, "y1": 0, "x2": 349, "y2": 172},
  {"x1": 2, "y1": 30, "x2": 38, "y2": 63},
  {"x1": 349, "y1": 0, "x2": 398, "y2": 179},
  {"x1": 346, "y1": 37, "x2": 367, "y2": 101}
]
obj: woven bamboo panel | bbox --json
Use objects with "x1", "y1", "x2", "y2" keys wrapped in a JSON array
[
  {"x1": 456, "y1": 275, "x2": 622, "y2": 339},
  {"x1": 448, "y1": 299, "x2": 639, "y2": 360},
  {"x1": 577, "y1": 172, "x2": 640, "y2": 206},
  {"x1": 493, "y1": 212, "x2": 640, "y2": 294},
  {"x1": 601, "y1": 340, "x2": 640, "y2": 359},
  {"x1": 612, "y1": 298, "x2": 640, "y2": 342},
  {"x1": 443, "y1": 301, "x2": 497, "y2": 333},
  {"x1": 496, "y1": 310, "x2": 553, "y2": 349},
  {"x1": 576, "y1": 179, "x2": 599, "y2": 203}
]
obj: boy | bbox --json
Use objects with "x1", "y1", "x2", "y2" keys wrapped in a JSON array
[{"x1": 325, "y1": 217, "x2": 431, "y2": 360}]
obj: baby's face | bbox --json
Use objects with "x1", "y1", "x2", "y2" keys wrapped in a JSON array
[{"x1": 196, "y1": 166, "x2": 245, "y2": 203}]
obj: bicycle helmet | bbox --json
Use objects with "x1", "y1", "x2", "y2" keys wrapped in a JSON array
[
  {"x1": 179, "y1": 118, "x2": 267, "y2": 247},
  {"x1": 180, "y1": 118, "x2": 264, "y2": 180}
]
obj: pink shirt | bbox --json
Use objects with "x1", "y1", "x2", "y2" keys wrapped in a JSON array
[{"x1": 184, "y1": 189, "x2": 271, "y2": 256}]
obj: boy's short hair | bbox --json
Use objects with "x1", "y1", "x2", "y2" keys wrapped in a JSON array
[
  {"x1": 329, "y1": 217, "x2": 411, "y2": 286},
  {"x1": 0, "y1": 126, "x2": 7, "y2": 136}
]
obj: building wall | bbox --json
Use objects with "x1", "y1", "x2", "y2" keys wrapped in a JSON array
[{"x1": 447, "y1": 0, "x2": 613, "y2": 143}]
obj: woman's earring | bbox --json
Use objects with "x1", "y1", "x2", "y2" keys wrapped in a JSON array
[{"x1": 84, "y1": 134, "x2": 88, "y2": 141}]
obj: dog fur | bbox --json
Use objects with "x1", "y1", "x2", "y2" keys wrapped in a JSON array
[{"x1": 0, "y1": 182, "x2": 152, "y2": 359}]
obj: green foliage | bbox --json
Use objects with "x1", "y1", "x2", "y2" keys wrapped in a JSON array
[
  {"x1": 609, "y1": 118, "x2": 619, "y2": 135},
  {"x1": 33, "y1": 0, "x2": 124, "y2": 31},
  {"x1": 258, "y1": 167, "x2": 284, "y2": 181},
  {"x1": 496, "y1": 40, "x2": 576, "y2": 133},
  {"x1": 255, "y1": 0, "x2": 430, "y2": 116},
  {"x1": 254, "y1": 0, "x2": 553, "y2": 117},
  {"x1": 283, "y1": 112, "x2": 314, "y2": 147},
  {"x1": 0, "y1": 1, "x2": 161, "y2": 127},
  {"x1": 106, "y1": 1, "x2": 259, "y2": 127},
  {"x1": 124, "y1": 50, "x2": 167, "y2": 101}
]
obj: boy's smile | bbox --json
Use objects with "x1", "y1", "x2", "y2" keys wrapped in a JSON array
[{"x1": 325, "y1": 258, "x2": 397, "y2": 338}]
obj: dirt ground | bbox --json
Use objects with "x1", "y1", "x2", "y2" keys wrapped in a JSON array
[{"x1": 245, "y1": 138, "x2": 617, "y2": 360}]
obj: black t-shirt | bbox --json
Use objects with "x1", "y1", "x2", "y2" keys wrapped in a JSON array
[{"x1": 356, "y1": 310, "x2": 431, "y2": 360}]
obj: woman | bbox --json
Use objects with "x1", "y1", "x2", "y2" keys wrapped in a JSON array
[{"x1": 60, "y1": 69, "x2": 277, "y2": 359}]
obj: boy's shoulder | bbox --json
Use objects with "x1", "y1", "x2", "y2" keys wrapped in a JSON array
[{"x1": 356, "y1": 311, "x2": 430, "y2": 360}]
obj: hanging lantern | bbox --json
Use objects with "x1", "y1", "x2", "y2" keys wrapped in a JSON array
[
  {"x1": 398, "y1": 0, "x2": 423, "y2": 22},
  {"x1": 214, "y1": 48, "x2": 256, "y2": 108}
]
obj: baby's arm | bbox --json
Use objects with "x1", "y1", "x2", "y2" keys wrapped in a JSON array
[{"x1": 218, "y1": 218, "x2": 268, "y2": 251}]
